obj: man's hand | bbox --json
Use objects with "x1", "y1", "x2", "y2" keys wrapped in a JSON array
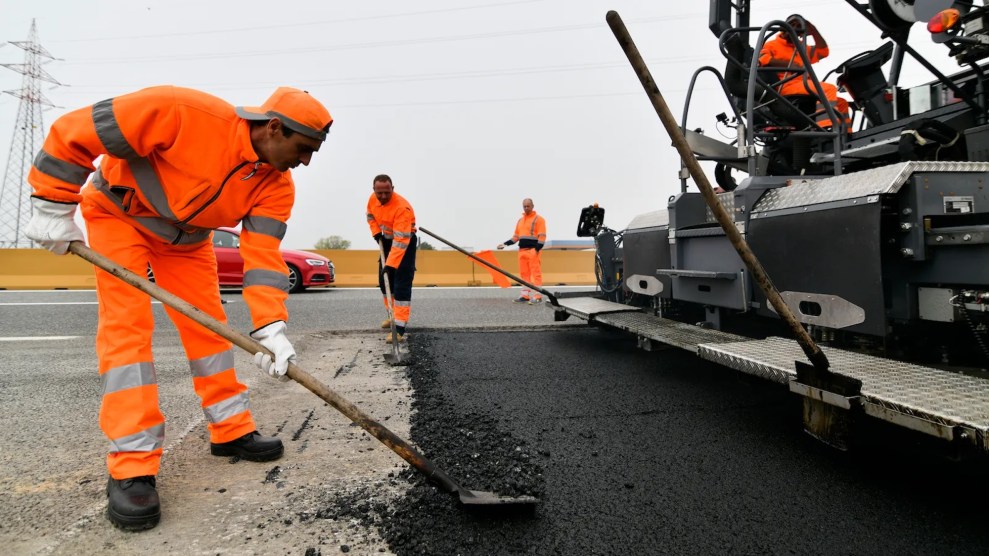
[
  {"x1": 251, "y1": 321, "x2": 296, "y2": 381},
  {"x1": 374, "y1": 233, "x2": 383, "y2": 245},
  {"x1": 24, "y1": 197, "x2": 85, "y2": 255},
  {"x1": 496, "y1": 244, "x2": 505, "y2": 250},
  {"x1": 382, "y1": 265, "x2": 396, "y2": 286}
]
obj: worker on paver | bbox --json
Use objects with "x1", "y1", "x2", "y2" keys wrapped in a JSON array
[
  {"x1": 497, "y1": 198, "x2": 547, "y2": 304},
  {"x1": 23, "y1": 85, "x2": 333, "y2": 531},
  {"x1": 758, "y1": 14, "x2": 851, "y2": 130},
  {"x1": 366, "y1": 174, "x2": 418, "y2": 343}
]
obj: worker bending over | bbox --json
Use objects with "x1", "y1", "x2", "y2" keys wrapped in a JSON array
[
  {"x1": 366, "y1": 174, "x2": 418, "y2": 343},
  {"x1": 24, "y1": 85, "x2": 333, "y2": 530}
]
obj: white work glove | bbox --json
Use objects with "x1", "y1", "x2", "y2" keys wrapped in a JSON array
[
  {"x1": 24, "y1": 197, "x2": 85, "y2": 255},
  {"x1": 251, "y1": 321, "x2": 296, "y2": 381}
]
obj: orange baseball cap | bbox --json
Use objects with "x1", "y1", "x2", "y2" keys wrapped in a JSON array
[{"x1": 236, "y1": 87, "x2": 333, "y2": 141}]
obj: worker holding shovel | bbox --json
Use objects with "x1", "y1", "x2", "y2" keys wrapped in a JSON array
[
  {"x1": 366, "y1": 174, "x2": 418, "y2": 343},
  {"x1": 23, "y1": 85, "x2": 333, "y2": 530}
]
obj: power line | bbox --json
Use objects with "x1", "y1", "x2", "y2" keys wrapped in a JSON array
[
  {"x1": 60, "y1": 16, "x2": 686, "y2": 65},
  {"x1": 50, "y1": 0, "x2": 551, "y2": 43},
  {"x1": 57, "y1": 55, "x2": 715, "y2": 94}
]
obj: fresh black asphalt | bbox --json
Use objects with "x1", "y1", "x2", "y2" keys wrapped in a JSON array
[{"x1": 316, "y1": 328, "x2": 989, "y2": 555}]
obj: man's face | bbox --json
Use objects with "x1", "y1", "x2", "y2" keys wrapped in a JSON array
[
  {"x1": 522, "y1": 200, "x2": 534, "y2": 215},
  {"x1": 373, "y1": 180, "x2": 394, "y2": 204},
  {"x1": 264, "y1": 120, "x2": 323, "y2": 172}
]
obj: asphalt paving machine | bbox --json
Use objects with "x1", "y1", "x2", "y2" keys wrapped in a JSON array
[
  {"x1": 582, "y1": 0, "x2": 989, "y2": 367},
  {"x1": 556, "y1": 1, "x2": 989, "y2": 454}
]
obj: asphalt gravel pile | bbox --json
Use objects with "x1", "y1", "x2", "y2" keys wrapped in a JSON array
[
  {"x1": 303, "y1": 334, "x2": 545, "y2": 554},
  {"x1": 310, "y1": 328, "x2": 989, "y2": 555}
]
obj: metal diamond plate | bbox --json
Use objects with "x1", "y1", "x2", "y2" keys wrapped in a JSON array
[
  {"x1": 593, "y1": 312, "x2": 747, "y2": 352},
  {"x1": 751, "y1": 161, "x2": 989, "y2": 214},
  {"x1": 626, "y1": 209, "x2": 669, "y2": 230},
  {"x1": 705, "y1": 192, "x2": 735, "y2": 223},
  {"x1": 699, "y1": 337, "x2": 989, "y2": 432},
  {"x1": 556, "y1": 297, "x2": 641, "y2": 320}
]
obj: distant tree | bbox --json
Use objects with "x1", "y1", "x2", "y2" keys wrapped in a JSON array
[
  {"x1": 314, "y1": 235, "x2": 351, "y2": 250},
  {"x1": 419, "y1": 241, "x2": 436, "y2": 250}
]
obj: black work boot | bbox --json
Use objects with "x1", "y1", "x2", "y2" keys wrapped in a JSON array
[
  {"x1": 210, "y1": 430, "x2": 284, "y2": 462},
  {"x1": 106, "y1": 475, "x2": 160, "y2": 530}
]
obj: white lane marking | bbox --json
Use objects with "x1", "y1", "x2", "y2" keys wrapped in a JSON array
[
  {"x1": 0, "y1": 336, "x2": 81, "y2": 341},
  {"x1": 0, "y1": 302, "x2": 101, "y2": 305},
  {"x1": 0, "y1": 300, "x2": 243, "y2": 306}
]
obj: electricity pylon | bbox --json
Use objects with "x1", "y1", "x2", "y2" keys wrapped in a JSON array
[{"x1": 0, "y1": 19, "x2": 61, "y2": 248}]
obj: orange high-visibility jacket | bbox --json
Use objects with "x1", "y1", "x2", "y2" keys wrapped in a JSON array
[
  {"x1": 758, "y1": 35, "x2": 829, "y2": 97},
  {"x1": 28, "y1": 85, "x2": 295, "y2": 329},
  {"x1": 511, "y1": 211, "x2": 547, "y2": 250},
  {"x1": 366, "y1": 191, "x2": 416, "y2": 268}
]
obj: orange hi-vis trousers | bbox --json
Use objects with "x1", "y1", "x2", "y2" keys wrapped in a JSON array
[
  {"x1": 518, "y1": 248, "x2": 543, "y2": 300},
  {"x1": 83, "y1": 200, "x2": 257, "y2": 480}
]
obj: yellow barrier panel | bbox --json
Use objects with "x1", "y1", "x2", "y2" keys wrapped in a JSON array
[{"x1": 0, "y1": 249, "x2": 596, "y2": 289}]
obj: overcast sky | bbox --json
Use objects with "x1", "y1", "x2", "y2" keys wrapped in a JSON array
[{"x1": 0, "y1": 0, "x2": 964, "y2": 250}]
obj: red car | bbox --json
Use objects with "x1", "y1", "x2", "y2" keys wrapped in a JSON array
[
  {"x1": 212, "y1": 227, "x2": 334, "y2": 293},
  {"x1": 148, "y1": 227, "x2": 334, "y2": 293}
]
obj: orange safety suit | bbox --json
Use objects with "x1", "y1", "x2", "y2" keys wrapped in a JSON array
[
  {"x1": 505, "y1": 211, "x2": 547, "y2": 301},
  {"x1": 758, "y1": 35, "x2": 850, "y2": 129},
  {"x1": 28, "y1": 86, "x2": 297, "y2": 479},
  {"x1": 366, "y1": 191, "x2": 417, "y2": 330}
]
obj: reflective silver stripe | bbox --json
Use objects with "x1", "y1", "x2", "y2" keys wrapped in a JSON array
[
  {"x1": 109, "y1": 423, "x2": 165, "y2": 453},
  {"x1": 395, "y1": 319, "x2": 407, "y2": 327},
  {"x1": 92, "y1": 99, "x2": 139, "y2": 159},
  {"x1": 266, "y1": 110, "x2": 327, "y2": 141},
  {"x1": 394, "y1": 300, "x2": 410, "y2": 307},
  {"x1": 367, "y1": 213, "x2": 375, "y2": 222},
  {"x1": 518, "y1": 235, "x2": 539, "y2": 241},
  {"x1": 243, "y1": 215, "x2": 287, "y2": 240},
  {"x1": 101, "y1": 362, "x2": 157, "y2": 395},
  {"x1": 92, "y1": 167, "x2": 107, "y2": 188},
  {"x1": 380, "y1": 225, "x2": 393, "y2": 233},
  {"x1": 203, "y1": 391, "x2": 250, "y2": 424},
  {"x1": 392, "y1": 240, "x2": 408, "y2": 250},
  {"x1": 393, "y1": 230, "x2": 411, "y2": 239},
  {"x1": 33, "y1": 150, "x2": 90, "y2": 185},
  {"x1": 189, "y1": 349, "x2": 235, "y2": 378},
  {"x1": 132, "y1": 215, "x2": 211, "y2": 244},
  {"x1": 244, "y1": 268, "x2": 290, "y2": 292},
  {"x1": 91, "y1": 99, "x2": 214, "y2": 246},
  {"x1": 382, "y1": 232, "x2": 394, "y2": 239},
  {"x1": 129, "y1": 158, "x2": 175, "y2": 220},
  {"x1": 529, "y1": 219, "x2": 537, "y2": 236}
]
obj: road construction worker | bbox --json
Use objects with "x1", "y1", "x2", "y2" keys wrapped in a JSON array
[
  {"x1": 497, "y1": 198, "x2": 547, "y2": 304},
  {"x1": 23, "y1": 85, "x2": 332, "y2": 531},
  {"x1": 758, "y1": 14, "x2": 851, "y2": 130},
  {"x1": 366, "y1": 174, "x2": 417, "y2": 343}
]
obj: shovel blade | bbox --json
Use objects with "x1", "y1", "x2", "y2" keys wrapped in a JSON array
[
  {"x1": 384, "y1": 352, "x2": 410, "y2": 366},
  {"x1": 458, "y1": 489, "x2": 539, "y2": 506}
]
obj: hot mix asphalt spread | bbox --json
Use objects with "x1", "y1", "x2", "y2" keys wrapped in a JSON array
[{"x1": 305, "y1": 328, "x2": 989, "y2": 555}]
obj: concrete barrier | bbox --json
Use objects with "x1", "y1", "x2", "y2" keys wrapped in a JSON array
[{"x1": 0, "y1": 249, "x2": 596, "y2": 289}]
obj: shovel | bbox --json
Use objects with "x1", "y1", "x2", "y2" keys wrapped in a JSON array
[
  {"x1": 418, "y1": 226, "x2": 559, "y2": 306},
  {"x1": 377, "y1": 239, "x2": 409, "y2": 365},
  {"x1": 68, "y1": 241, "x2": 537, "y2": 507},
  {"x1": 605, "y1": 10, "x2": 862, "y2": 449}
]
